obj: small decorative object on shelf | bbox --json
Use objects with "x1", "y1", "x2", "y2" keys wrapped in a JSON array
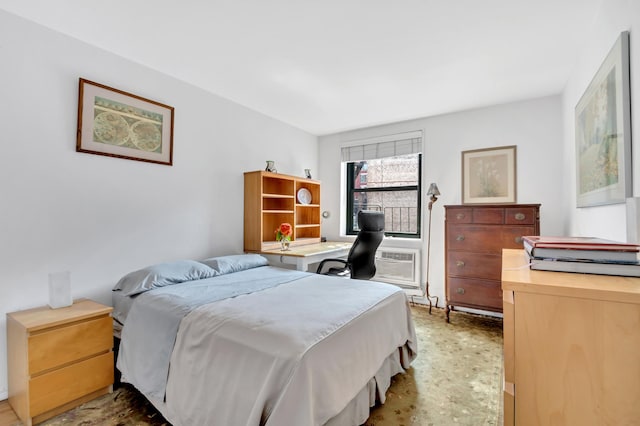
[
  {"x1": 265, "y1": 160, "x2": 276, "y2": 172},
  {"x1": 304, "y1": 168, "x2": 312, "y2": 179},
  {"x1": 275, "y1": 222, "x2": 292, "y2": 251}
]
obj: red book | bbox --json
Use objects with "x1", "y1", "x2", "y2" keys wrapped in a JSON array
[{"x1": 523, "y1": 236, "x2": 640, "y2": 263}]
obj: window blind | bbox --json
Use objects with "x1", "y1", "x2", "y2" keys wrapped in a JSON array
[{"x1": 341, "y1": 131, "x2": 423, "y2": 162}]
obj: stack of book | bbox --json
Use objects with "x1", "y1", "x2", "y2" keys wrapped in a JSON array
[{"x1": 523, "y1": 235, "x2": 640, "y2": 277}]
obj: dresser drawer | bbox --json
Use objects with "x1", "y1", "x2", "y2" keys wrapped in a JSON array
[
  {"x1": 448, "y1": 225, "x2": 536, "y2": 253},
  {"x1": 447, "y1": 225, "x2": 497, "y2": 252},
  {"x1": 29, "y1": 315, "x2": 113, "y2": 375},
  {"x1": 447, "y1": 278, "x2": 503, "y2": 311},
  {"x1": 505, "y1": 207, "x2": 537, "y2": 225},
  {"x1": 446, "y1": 208, "x2": 473, "y2": 224},
  {"x1": 472, "y1": 208, "x2": 505, "y2": 224},
  {"x1": 447, "y1": 252, "x2": 501, "y2": 280},
  {"x1": 29, "y1": 351, "x2": 113, "y2": 416},
  {"x1": 501, "y1": 226, "x2": 535, "y2": 249}
]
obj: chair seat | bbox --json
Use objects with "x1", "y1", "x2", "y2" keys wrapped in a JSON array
[{"x1": 326, "y1": 267, "x2": 351, "y2": 277}]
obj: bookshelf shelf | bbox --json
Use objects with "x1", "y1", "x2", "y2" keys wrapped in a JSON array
[{"x1": 245, "y1": 171, "x2": 321, "y2": 252}]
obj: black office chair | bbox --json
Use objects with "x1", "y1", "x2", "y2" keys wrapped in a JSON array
[{"x1": 316, "y1": 210, "x2": 385, "y2": 280}]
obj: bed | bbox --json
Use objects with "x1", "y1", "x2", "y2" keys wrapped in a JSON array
[{"x1": 112, "y1": 254, "x2": 417, "y2": 426}]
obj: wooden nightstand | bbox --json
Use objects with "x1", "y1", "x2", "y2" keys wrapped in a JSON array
[{"x1": 7, "y1": 299, "x2": 114, "y2": 426}]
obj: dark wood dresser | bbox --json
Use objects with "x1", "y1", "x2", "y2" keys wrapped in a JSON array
[{"x1": 444, "y1": 204, "x2": 540, "y2": 322}]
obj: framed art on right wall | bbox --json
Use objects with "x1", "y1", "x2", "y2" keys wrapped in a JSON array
[{"x1": 575, "y1": 31, "x2": 631, "y2": 208}]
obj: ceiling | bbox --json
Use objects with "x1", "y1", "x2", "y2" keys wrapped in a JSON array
[{"x1": 1, "y1": 0, "x2": 602, "y2": 135}]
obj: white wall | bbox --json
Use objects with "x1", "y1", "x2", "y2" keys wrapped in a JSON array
[
  {"x1": 0, "y1": 11, "x2": 316, "y2": 398},
  {"x1": 563, "y1": 0, "x2": 640, "y2": 240},
  {"x1": 318, "y1": 95, "x2": 565, "y2": 307},
  {"x1": 319, "y1": 0, "x2": 640, "y2": 311}
]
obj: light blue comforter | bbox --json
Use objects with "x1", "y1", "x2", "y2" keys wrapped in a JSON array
[{"x1": 117, "y1": 266, "x2": 308, "y2": 399}]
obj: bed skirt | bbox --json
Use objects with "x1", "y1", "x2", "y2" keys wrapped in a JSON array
[
  {"x1": 140, "y1": 340, "x2": 415, "y2": 426},
  {"x1": 326, "y1": 341, "x2": 415, "y2": 426}
]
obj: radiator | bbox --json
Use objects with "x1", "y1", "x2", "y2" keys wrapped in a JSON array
[{"x1": 374, "y1": 248, "x2": 421, "y2": 288}]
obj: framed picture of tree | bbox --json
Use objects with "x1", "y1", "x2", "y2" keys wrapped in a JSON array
[{"x1": 462, "y1": 145, "x2": 517, "y2": 204}]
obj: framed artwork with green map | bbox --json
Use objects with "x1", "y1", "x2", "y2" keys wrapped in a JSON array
[{"x1": 76, "y1": 78, "x2": 174, "y2": 165}]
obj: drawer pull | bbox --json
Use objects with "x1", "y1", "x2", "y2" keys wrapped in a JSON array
[
  {"x1": 514, "y1": 236, "x2": 523, "y2": 244},
  {"x1": 456, "y1": 260, "x2": 465, "y2": 268},
  {"x1": 514, "y1": 213, "x2": 525, "y2": 220},
  {"x1": 456, "y1": 213, "x2": 465, "y2": 220},
  {"x1": 456, "y1": 235, "x2": 465, "y2": 241},
  {"x1": 456, "y1": 287, "x2": 465, "y2": 295}
]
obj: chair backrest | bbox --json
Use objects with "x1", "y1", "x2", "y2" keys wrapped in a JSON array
[{"x1": 347, "y1": 210, "x2": 385, "y2": 279}]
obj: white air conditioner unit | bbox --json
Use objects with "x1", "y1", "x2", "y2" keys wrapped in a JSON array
[{"x1": 374, "y1": 248, "x2": 421, "y2": 289}]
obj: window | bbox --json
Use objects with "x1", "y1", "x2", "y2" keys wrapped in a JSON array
[{"x1": 343, "y1": 133, "x2": 422, "y2": 238}]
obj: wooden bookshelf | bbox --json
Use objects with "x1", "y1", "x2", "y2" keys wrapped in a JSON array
[{"x1": 244, "y1": 171, "x2": 321, "y2": 252}]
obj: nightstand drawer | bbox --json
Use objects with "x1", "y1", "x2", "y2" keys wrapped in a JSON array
[
  {"x1": 29, "y1": 315, "x2": 113, "y2": 375},
  {"x1": 29, "y1": 351, "x2": 113, "y2": 417}
]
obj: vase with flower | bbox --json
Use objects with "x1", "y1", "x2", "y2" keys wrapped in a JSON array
[{"x1": 275, "y1": 222, "x2": 292, "y2": 251}]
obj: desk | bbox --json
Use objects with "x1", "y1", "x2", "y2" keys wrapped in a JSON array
[{"x1": 256, "y1": 242, "x2": 352, "y2": 271}]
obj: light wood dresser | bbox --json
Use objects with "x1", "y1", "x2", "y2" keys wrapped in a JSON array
[
  {"x1": 7, "y1": 299, "x2": 114, "y2": 426},
  {"x1": 502, "y1": 249, "x2": 640, "y2": 425},
  {"x1": 444, "y1": 203, "x2": 540, "y2": 321}
]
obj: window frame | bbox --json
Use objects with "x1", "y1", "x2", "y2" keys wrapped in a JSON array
[{"x1": 345, "y1": 153, "x2": 422, "y2": 238}]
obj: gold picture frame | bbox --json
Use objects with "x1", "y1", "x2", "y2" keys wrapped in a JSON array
[
  {"x1": 575, "y1": 31, "x2": 631, "y2": 207},
  {"x1": 76, "y1": 78, "x2": 174, "y2": 166},
  {"x1": 462, "y1": 145, "x2": 517, "y2": 204}
]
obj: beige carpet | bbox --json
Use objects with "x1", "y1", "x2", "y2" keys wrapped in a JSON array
[
  {"x1": 364, "y1": 306, "x2": 504, "y2": 426},
  {"x1": 37, "y1": 305, "x2": 503, "y2": 426}
]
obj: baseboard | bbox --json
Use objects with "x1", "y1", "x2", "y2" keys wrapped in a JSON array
[{"x1": 0, "y1": 389, "x2": 8, "y2": 400}]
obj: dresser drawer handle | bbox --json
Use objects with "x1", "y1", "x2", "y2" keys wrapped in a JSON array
[
  {"x1": 456, "y1": 288, "x2": 465, "y2": 295},
  {"x1": 456, "y1": 235, "x2": 465, "y2": 241},
  {"x1": 514, "y1": 213, "x2": 525, "y2": 220},
  {"x1": 456, "y1": 261, "x2": 465, "y2": 268},
  {"x1": 514, "y1": 236, "x2": 523, "y2": 244},
  {"x1": 456, "y1": 213, "x2": 465, "y2": 220}
]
